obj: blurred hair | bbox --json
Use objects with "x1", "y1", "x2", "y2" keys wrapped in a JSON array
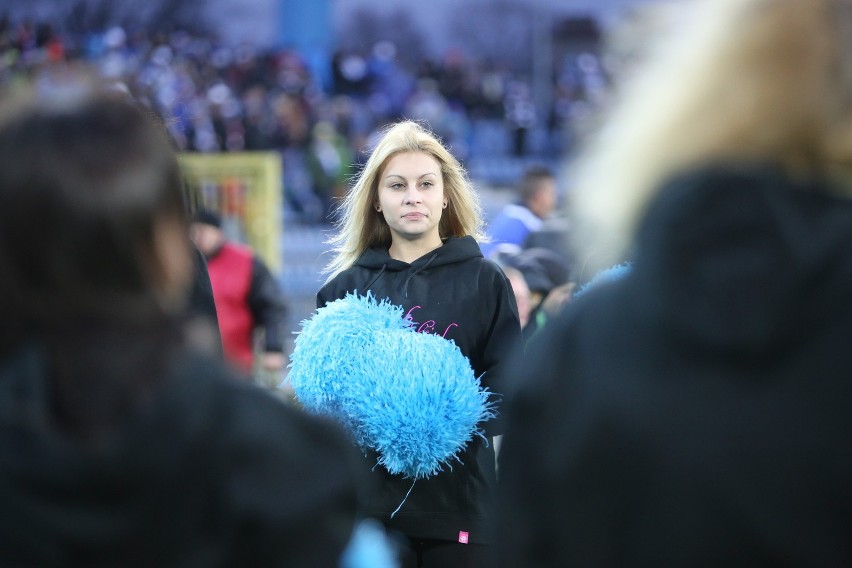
[
  {"x1": 0, "y1": 73, "x2": 192, "y2": 437},
  {"x1": 0, "y1": 77, "x2": 189, "y2": 344},
  {"x1": 517, "y1": 165, "x2": 555, "y2": 204},
  {"x1": 571, "y1": 0, "x2": 852, "y2": 268},
  {"x1": 323, "y1": 120, "x2": 485, "y2": 281}
]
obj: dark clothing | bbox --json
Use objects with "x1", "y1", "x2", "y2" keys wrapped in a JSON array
[
  {"x1": 0, "y1": 343, "x2": 362, "y2": 567},
  {"x1": 495, "y1": 165, "x2": 852, "y2": 566},
  {"x1": 188, "y1": 246, "x2": 223, "y2": 356},
  {"x1": 246, "y1": 257, "x2": 286, "y2": 351},
  {"x1": 523, "y1": 213, "x2": 574, "y2": 264},
  {"x1": 189, "y1": 246, "x2": 220, "y2": 327},
  {"x1": 318, "y1": 235, "x2": 522, "y2": 545},
  {"x1": 398, "y1": 538, "x2": 491, "y2": 568}
]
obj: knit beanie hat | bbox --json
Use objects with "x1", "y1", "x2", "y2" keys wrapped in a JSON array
[
  {"x1": 192, "y1": 208, "x2": 222, "y2": 228},
  {"x1": 509, "y1": 248, "x2": 572, "y2": 294}
]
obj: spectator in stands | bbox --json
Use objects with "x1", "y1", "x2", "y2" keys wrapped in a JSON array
[
  {"x1": 190, "y1": 208, "x2": 288, "y2": 380},
  {"x1": 494, "y1": 0, "x2": 852, "y2": 565},
  {"x1": 481, "y1": 165, "x2": 558, "y2": 258},
  {"x1": 502, "y1": 265, "x2": 533, "y2": 330},
  {"x1": 0, "y1": 76, "x2": 368, "y2": 567},
  {"x1": 306, "y1": 120, "x2": 356, "y2": 222},
  {"x1": 504, "y1": 80, "x2": 536, "y2": 157},
  {"x1": 523, "y1": 209, "x2": 575, "y2": 269},
  {"x1": 504, "y1": 247, "x2": 574, "y2": 341}
]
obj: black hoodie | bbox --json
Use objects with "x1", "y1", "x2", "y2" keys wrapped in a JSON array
[
  {"x1": 495, "y1": 165, "x2": 852, "y2": 566},
  {"x1": 317, "y1": 235, "x2": 522, "y2": 545}
]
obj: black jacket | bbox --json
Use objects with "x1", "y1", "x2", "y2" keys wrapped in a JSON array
[
  {"x1": 188, "y1": 246, "x2": 223, "y2": 356},
  {"x1": 0, "y1": 343, "x2": 362, "y2": 567},
  {"x1": 189, "y1": 246, "x2": 220, "y2": 329},
  {"x1": 495, "y1": 165, "x2": 852, "y2": 566},
  {"x1": 318, "y1": 235, "x2": 522, "y2": 544},
  {"x1": 246, "y1": 256, "x2": 288, "y2": 354}
]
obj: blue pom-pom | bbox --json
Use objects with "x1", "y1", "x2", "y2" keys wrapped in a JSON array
[
  {"x1": 287, "y1": 292, "x2": 494, "y2": 479},
  {"x1": 340, "y1": 520, "x2": 397, "y2": 568}
]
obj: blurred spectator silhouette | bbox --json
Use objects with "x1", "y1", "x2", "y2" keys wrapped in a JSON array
[
  {"x1": 186, "y1": 245, "x2": 223, "y2": 354},
  {"x1": 495, "y1": 0, "x2": 852, "y2": 565},
  {"x1": 504, "y1": 80, "x2": 536, "y2": 157},
  {"x1": 190, "y1": 207, "x2": 288, "y2": 383},
  {"x1": 306, "y1": 120, "x2": 356, "y2": 223},
  {"x1": 523, "y1": 209, "x2": 575, "y2": 269},
  {"x1": 501, "y1": 247, "x2": 574, "y2": 341},
  {"x1": 0, "y1": 73, "x2": 372, "y2": 567},
  {"x1": 502, "y1": 265, "x2": 533, "y2": 330},
  {"x1": 481, "y1": 165, "x2": 558, "y2": 259}
]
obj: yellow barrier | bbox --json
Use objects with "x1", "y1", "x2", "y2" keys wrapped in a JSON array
[{"x1": 179, "y1": 152, "x2": 282, "y2": 273}]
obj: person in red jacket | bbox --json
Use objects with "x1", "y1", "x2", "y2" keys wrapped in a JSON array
[{"x1": 191, "y1": 208, "x2": 288, "y2": 379}]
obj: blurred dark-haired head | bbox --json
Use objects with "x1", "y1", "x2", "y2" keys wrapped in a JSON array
[
  {"x1": 518, "y1": 164, "x2": 557, "y2": 219},
  {"x1": 0, "y1": 77, "x2": 192, "y2": 351}
]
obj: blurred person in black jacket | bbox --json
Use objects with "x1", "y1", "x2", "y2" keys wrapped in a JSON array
[
  {"x1": 501, "y1": 247, "x2": 574, "y2": 342},
  {"x1": 494, "y1": 0, "x2": 852, "y2": 565},
  {"x1": 0, "y1": 75, "x2": 368, "y2": 567}
]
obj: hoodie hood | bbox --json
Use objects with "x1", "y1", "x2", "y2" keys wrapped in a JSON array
[
  {"x1": 356, "y1": 235, "x2": 483, "y2": 271},
  {"x1": 630, "y1": 165, "x2": 852, "y2": 356},
  {"x1": 356, "y1": 236, "x2": 483, "y2": 298}
]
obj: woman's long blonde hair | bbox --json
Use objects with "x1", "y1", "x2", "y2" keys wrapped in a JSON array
[
  {"x1": 571, "y1": 0, "x2": 852, "y2": 269},
  {"x1": 322, "y1": 120, "x2": 486, "y2": 281}
]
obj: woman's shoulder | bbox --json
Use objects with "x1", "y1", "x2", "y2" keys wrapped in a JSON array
[
  {"x1": 476, "y1": 255, "x2": 514, "y2": 283},
  {"x1": 318, "y1": 265, "x2": 367, "y2": 301}
]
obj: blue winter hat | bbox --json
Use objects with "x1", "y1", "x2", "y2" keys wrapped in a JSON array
[{"x1": 287, "y1": 292, "x2": 495, "y2": 480}]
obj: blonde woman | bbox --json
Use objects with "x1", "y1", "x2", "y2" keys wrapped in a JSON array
[
  {"x1": 496, "y1": 0, "x2": 852, "y2": 565},
  {"x1": 317, "y1": 120, "x2": 522, "y2": 567}
]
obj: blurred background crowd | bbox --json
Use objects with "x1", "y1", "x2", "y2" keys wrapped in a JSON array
[{"x1": 0, "y1": 0, "x2": 652, "y2": 224}]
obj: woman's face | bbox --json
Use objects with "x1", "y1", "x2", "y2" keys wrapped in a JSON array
[{"x1": 376, "y1": 151, "x2": 447, "y2": 245}]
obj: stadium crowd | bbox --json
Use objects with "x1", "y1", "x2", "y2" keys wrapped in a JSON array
[{"x1": 0, "y1": 17, "x2": 607, "y2": 222}]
